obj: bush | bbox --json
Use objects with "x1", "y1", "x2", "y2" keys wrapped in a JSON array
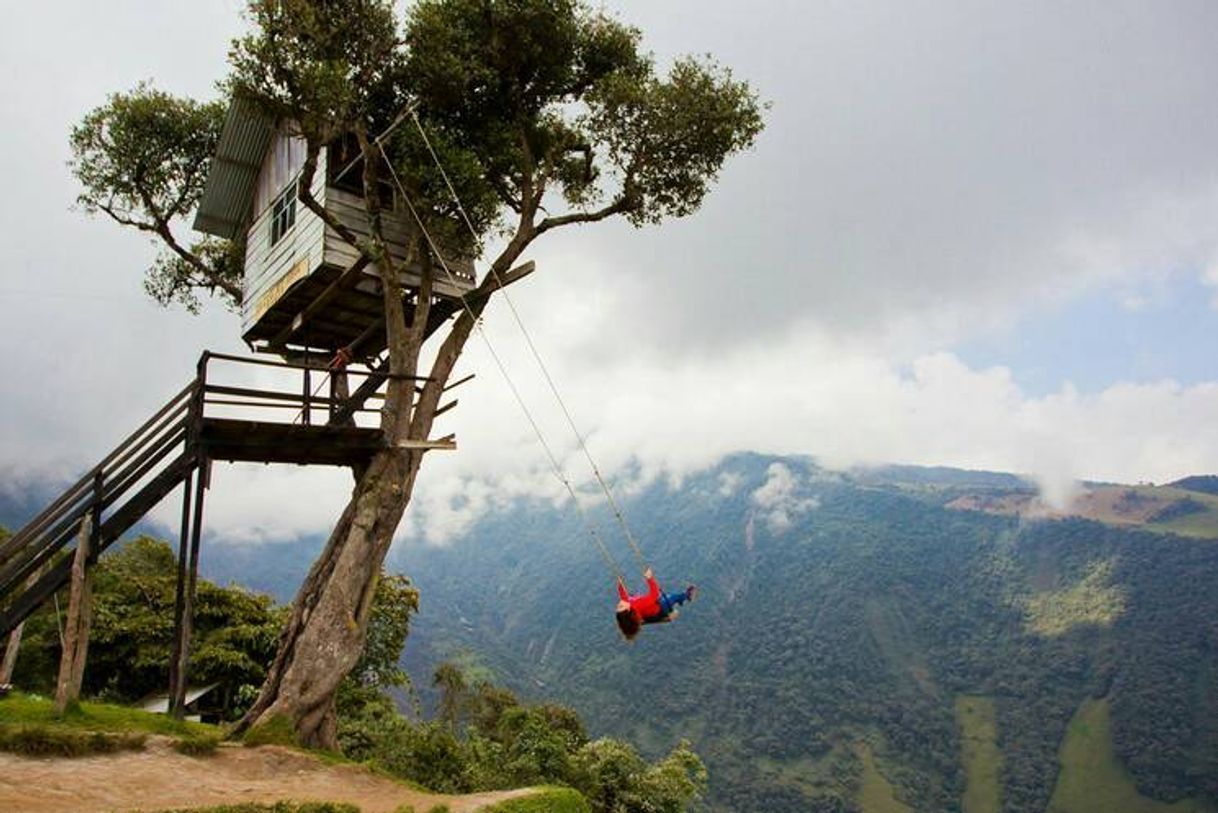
[
  {"x1": 373, "y1": 722, "x2": 469, "y2": 793},
  {"x1": 142, "y1": 804, "x2": 360, "y2": 813},
  {"x1": 480, "y1": 788, "x2": 591, "y2": 813},
  {"x1": 0, "y1": 723, "x2": 146, "y2": 757},
  {"x1": 173, "y1": 732, "x2": 222, "y2": 756}
]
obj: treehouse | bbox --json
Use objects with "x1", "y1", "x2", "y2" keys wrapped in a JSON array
[{"x1": 193, "y1": 97, "x2": 476, "y2": 357}]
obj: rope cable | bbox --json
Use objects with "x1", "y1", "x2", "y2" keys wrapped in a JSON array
[
  {"x1": 408, "y1": 111, "x2": 650, "y2": 572},
  {"x1": 375, "y1": 142, "x2": 625, "y2": 583}
]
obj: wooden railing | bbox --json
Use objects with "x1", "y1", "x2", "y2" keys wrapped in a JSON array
[
  {"x1": 0, "y1": 380, "x2": 199, "y2": 632},
  {"x1": 0, "y1": 349, "x2": 411, "y2": 635}
]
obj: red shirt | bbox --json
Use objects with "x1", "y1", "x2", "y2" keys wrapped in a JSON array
[{"x1": 618, "y1": 573, "x2": 662, "y2": 622}]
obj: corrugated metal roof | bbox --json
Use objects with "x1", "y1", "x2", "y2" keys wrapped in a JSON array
[
  {"x1": 193, "y1": 97, "x2": 275, "y2": 238},
  {"x1": 137, "y1": 682, "x2": 221, "y2": 714}
]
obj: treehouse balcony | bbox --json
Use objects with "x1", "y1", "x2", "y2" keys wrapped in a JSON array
[{"x1": 194, "y1": 97, "x2": 476, "y2": 358}]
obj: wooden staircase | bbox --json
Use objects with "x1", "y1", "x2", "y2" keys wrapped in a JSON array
[{"x1": 0, "y1": 350, "x2": 400, "y2": 638}]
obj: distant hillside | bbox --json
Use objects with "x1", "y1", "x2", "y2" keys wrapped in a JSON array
[
  {"x1": 849, "y1": 463, "x2": 1033, "y2": 491},
  {"x1": 386, "y1": 455, "x2": 1218, "y2": 813},
  {"x1": 1170, "y1": 475, "x2": 1218, "y2": 496},
  {"x1": 8, "y1": 456, "x2": 1218, "y2": 813},
  {"x1": 942, "y1": 481, "x2": 1218, "y2": 540}
]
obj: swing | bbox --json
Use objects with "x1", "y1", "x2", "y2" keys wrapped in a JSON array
[{"x1": 382, "y1": 112, "x2": 694, "y2": 636}]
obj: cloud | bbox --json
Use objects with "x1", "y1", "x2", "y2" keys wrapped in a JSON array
[
  {"x1": 2, "y1": 2, "x2": 1217, "y2": 549},
  {"x1": 751, "y1": 463, "x2": 820, "y2": 534},
  {"x1": 1205, "y1": 262, "x2": 1218, "y2": 310},
  {"x1": 551, "y1": 0, "x2": 1218, "y2": 355}
]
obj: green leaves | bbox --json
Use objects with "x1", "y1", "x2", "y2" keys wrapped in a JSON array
[
  {"x1": 69, "y1": 84, "x2": 239, "y2": 310},
  {"x1": 572, "y1": 738, "x2": 707, "y2": 813},
  {"x1": 402, "y1": 0, "x2": 765, "y2": 237},
  {"x1": 229, "y1": 0, "x2": 404, "y2": 142},
  {"x1": 585, "y1": 56, "x2": 766, "y2": 226},
  {"x1": 71, "y1": 83, "x2": 224, "y2": 226},
  {"x1": 349, "y1": 572, "x2": 419, "y2": 691}
]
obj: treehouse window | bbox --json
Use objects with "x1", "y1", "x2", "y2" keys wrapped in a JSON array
[{"x1": 270, "y1": 185, "x2": 296, "y2": 245}]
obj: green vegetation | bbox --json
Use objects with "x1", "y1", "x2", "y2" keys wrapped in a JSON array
[
  {"x1": 10, "y1": 537, "x2": 283, "y2": 720},
  {"x1": 140, "y1": 804, "x2": 359, "y2": 813},
  {"x1": 955, "y1": 696, "x2": 1001, "y2": 813},
  {"x1": 1047, "y1": 697, "x2": 1214, "y2": 813},
  {"x1": 1147, "y1": 488, "x2": 1218, "y2": 538},
  {"x1": 480, "y1": 788, "x2": 591, "y2": 813},
  {"x1": 173, "y1": 731, "x2": 222, "y2": 756},
  {"x1": 337, "y1": 664, "x2": 706, "y2": 813},
  {"x1": 0, "y1": 691, "x2": 210, "y2": 737},
  {"x1": 0, "y1": 723, "x2": 146, "y2": 756},
  {"x1": 243, "y1": 714, "x2": 300, "y2": 748},
  {"x1": 858, "y1": 746, "x2": 914, "y2": 813},
  {"x1": 375, "y1": 454, "x2": 1218, "y2": 813},
  {"x1": 1022, "y1": 559, "x2": 1126, "y2": 636}
]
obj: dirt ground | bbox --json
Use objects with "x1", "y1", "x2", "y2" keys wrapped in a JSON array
[{"x1": 0, "y1": 736, "x2": 536, "y2": 813}]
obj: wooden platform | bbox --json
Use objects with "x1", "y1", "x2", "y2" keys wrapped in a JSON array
[{"x1": 199, "y1": 418, "x2": 385, "y2": 467}]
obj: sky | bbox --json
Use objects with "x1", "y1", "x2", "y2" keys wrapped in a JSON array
[{"x1": 1, "y1": 1, "x2": 1217, "y2": 546}]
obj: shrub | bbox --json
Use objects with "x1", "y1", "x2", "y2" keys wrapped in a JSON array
[
  {"x1": 480, "y1": 788, "x2": 591, "y2": 813},
  {"x1": 0, "y1": 723, "x2": 146, "y2": 757},
  {"x1": 141, "y1": 804, "x2": 360, "y2": 813},
  {"x1": 173, "y1": 732, "x2": 222, "y2": 756}
]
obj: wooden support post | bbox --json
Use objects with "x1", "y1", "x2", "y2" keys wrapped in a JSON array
[
  {"x1": 1, "y1": 624, "x2": 23, "y2": 685},
  {"x1": 330, "y1": 368, "x2": 355, "y2": 428},
  {"x1": 53, "y1": 513, "x2": 94, "y2": 714},
  {"x1": 168, "y1": 469, "x2": 194, "y2": 717},
  {"x1": 169, "y1": 461, "x2": 207, "y2": 719},
  {"x1": 0, "y1": 562, "x2": 47, "y2": 684}
]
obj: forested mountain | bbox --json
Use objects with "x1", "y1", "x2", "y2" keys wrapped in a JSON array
[
  {"x1": 374, "y1": 454, "x2": 1218, "y2": 813},
  {"x1": 8, "y1": 456, "x2": 1217, "y2": 812}
]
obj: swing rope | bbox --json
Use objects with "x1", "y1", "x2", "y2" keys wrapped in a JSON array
[
  {"x1": 374, "y1": 141, "x2": 626, "y2": 584},
  {"x1": 407, "y1": 111, "x2": 650, "y2": 573}
]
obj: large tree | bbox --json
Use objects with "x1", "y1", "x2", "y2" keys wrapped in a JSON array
[{"x1": 72, "y1": 0, "x2": 763, "y2": 748}]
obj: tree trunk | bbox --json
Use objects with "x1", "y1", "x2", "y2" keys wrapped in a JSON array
[
  {"x1": 236, "y1": 446, "x2": 423, "y2": 748},
  {"x1": 236, "y1": 130, "x2": 537, "y2": 750}
]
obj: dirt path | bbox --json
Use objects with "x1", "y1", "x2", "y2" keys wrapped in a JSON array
[{"x1": 0, "y1": 736, "x2": 537, "y2": 813}]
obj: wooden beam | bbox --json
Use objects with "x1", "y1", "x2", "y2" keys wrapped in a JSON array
[
  {"x1": 434, "y1": 399, "x2": 458, "y2": 418},
  {"x1": 54, "y1": 514, "x2": 95, "y2": 714},
  {"x1": 395, "y1": 438, "x2": 457, "y2": 451},
  {"x1": 269, "y1": 255, "x2": 370, "y2": 347},
  {"x1": 444, "y1": 373, "x2": 475, "y2": 393}
]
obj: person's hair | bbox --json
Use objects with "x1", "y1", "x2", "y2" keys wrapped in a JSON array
[{"x1": 615, "y1": 608, "x2": 641, "y2": 640}]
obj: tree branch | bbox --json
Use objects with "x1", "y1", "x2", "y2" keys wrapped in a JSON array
[
  {"x1": 535, "y1": 194, "x2": 633, "y2": 235},
  {"x1": 297, "y1": 141, "x2": 372, "y2": 260}
]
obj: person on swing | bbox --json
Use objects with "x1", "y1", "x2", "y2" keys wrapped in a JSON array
[{"x1": 615, "y1": 567, "x2": 697, "y2": 640}]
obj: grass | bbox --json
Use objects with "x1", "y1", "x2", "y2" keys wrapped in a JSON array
[
  {"x1": 955, "y1": 695, "x2": 1002, "y2": 813},
  {"x1": 1023, "y1": 559, "x2": 1126, "y2": 637},
  {"x1": 138, "y1": 805, "x2": 360, "y2": 813},
  {"x1": 1047, "y1": 697, "x2": 1215, "y2": 813},
  {"x1": 0, "y1": 691, "x2": 239, "y2": 759},
  {"x1": 1104, "y1": 485, "x2": 1218, "y2": 540},
  {"x1": 0, "y1": 724, "x2": 146, "y2": 757},
  {"x1": 478, "y1": 787, "x2": 591, "y2": 813},
  {"x1": 0, "y1": 691, "x2": 214, "y2": 738},
  {"x1": 173, "y1": 731, "x2": 223, "y2": 756},
  {"x1": 242, "y1": 713, "x2": 300, "y2": 748},
  {"x1": 857, "y1": 745, "x2": 914, "y2": 813}
]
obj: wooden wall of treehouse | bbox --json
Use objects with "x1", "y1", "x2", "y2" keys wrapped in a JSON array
[
  {"x1": 322, "y1": 188, "x2": 474, "y2": 300},
  {"x1": 242, "y1": 127, "x2": 326, "y2": 336},
  {"x1": 239, "y1": 128, "x2": 479, "y2": 345}
]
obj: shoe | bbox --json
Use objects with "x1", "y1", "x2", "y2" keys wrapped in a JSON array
[{"x1": 686, "y1": 585, "x2": 697, "y2": 601}]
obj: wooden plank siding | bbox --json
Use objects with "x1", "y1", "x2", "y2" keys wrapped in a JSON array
[
  {"x1": 241, "y1": 140, "x2": 328, "y2": 334},
  {"x1": 239, "y1": 138, "x2": 477, "y2": 353},
  {"x1": 323, "y1": 188, "x2": 476, "y2": 300}
]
